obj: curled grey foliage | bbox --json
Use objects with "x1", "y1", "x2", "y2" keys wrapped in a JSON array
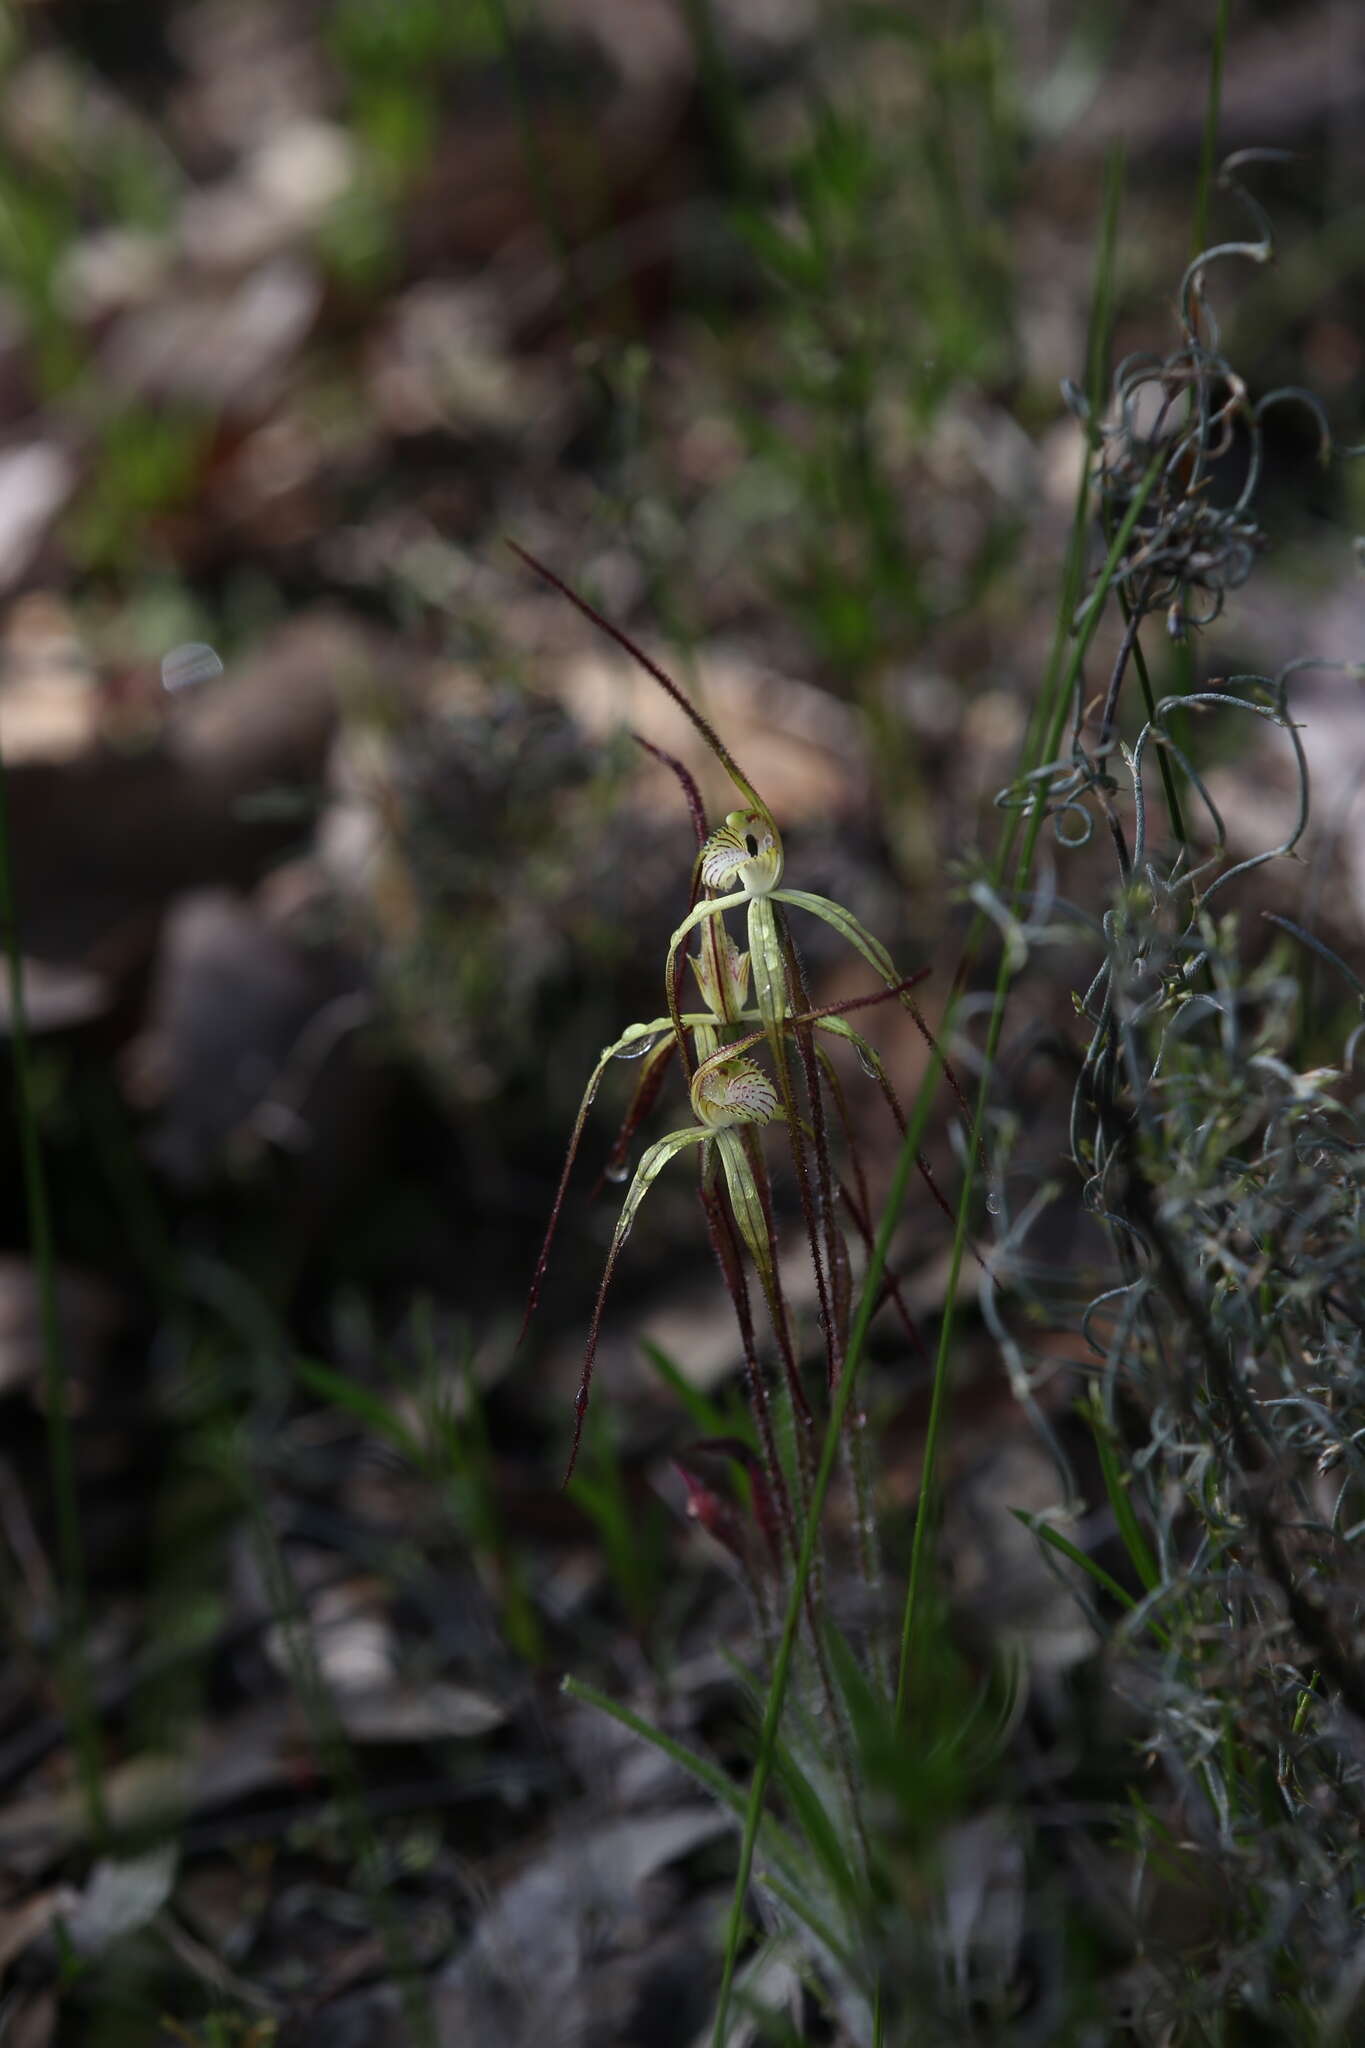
[{"x1": 990, "y1": 157, "x2": 1365, "y2": 2038}]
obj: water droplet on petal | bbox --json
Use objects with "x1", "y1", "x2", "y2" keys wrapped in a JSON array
[
  {"x1": 614, "y1": 1031, "x2": 662, "y2": 1061},
  {"x1": 161, "y1": 642, "x2": 224, "y2": 694},
  {"x1": 603, "y1": 1155, "x2": 630, "y2": 1183}
]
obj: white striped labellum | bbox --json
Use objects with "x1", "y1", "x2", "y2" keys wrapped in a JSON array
[
  {"x1": 690, "y1": 1051, "x2": 780, "y2": 1131},
  {"x1": 700, "y1": 810, "x2": 784, "y2": 897}
]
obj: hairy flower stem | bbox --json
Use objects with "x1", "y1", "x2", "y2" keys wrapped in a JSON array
[
  {"x1": 699, "y1": 1174, "x2": 799, "y2": 1575},
  {"x1": 779, "y1": 915, "x2": 850, "y2": 1390},
  {"x1": 746, "y1": 898, "x2": 839, "y2": 1389},
  {"x1": 728, "y1": 1134, "x2": 868, "y2": 1829},
  {"x1": 843, "y1": 1415, "x2": 890, "y2": 1698},
  {"x1": 702, "y1": 1169, "x2": 867, "y2": 1849},
  {"x1": 806, "y1": 1054, "x2": 897, "y2": 1687},
  {"x1": 740, "y1": 1129, "x2": 816, "y2": 1451},
  {"x1": 713, "y1": 1035, "x2": 946, "y2": 2046}
]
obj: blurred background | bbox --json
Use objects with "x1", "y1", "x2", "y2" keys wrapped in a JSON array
[{"x1": 0, "y1": 1, "x2": 1361, "y2": 2041}]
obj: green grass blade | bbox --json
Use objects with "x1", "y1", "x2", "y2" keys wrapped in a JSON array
[
  {"x1": 296, "y1": 1356, "x2": 424, "y2": 1463},
  {"x1": 566, "y1": 1413, "x2": 663, "y2": 1631},
  {"x1": 641, "y1": 1338, "x2": 754, "y2": 1445},
  {"x1": 1193, "y1": 0, "x2": 1231, "y2": 259},
  {"x1": 1012, "y1": 1510, "x2": 1170, "y2": 1650},
  {"x1": 563, "y1": 1676, "x2": 857, "y2": 1976},
  {"x1": 1087, "y1": 1405, "x2": 1160, "y2": 1592},
  {"x1": 1012, "y1": 1509, "x2": 1136, "y2": 1611},
  {"x1": 767, "y1": 1734, "x2": 860, "y2": 1912}
]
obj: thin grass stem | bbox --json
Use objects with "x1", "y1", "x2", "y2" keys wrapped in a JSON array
[
  {"x1": 896, "y1": 452, "x2": 1166, "y2": 1716},
  {"x1": 0, "y1": 738, "x2": 106, "y2": 1841}
]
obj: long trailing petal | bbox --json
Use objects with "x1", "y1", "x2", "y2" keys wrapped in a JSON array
[
  {"x1": 695, "y1": 1165, "x2": 796, "y2": 1571},
  {"x1": 599, "y1": 1032, "x2": 678, "y2": 1188},
  {"x1": 812, "y1": 1013, "x2": 886, "y2": 1069},
  {"x1": 811, "y1": 1038, "x2": 871, "y2": 1234},
  {"x1": 774, "y1": 888, "x2": 898, "y2": 982},
  {"x1": 812, "y1": 1039, "x2": 931, "y2": 1365},
  {"x1": 613, "y1": 1127, "x2": 713, "y2": 1247},
  {"x1": 521, "y1": 1014, "x2": 678, "y2": 1343},
  {"x1": 812, "y1": 1015, "x2": 985, "y2": 1263},
  {"x1": 566, "y1": 1125, "x2": 711, "y2": 1481},
  {"x1": 742, "y1": 894, "x2": 844, "y2": 1389},
  {"x1": 632, "y1": 734, "x2": 708, "y2": 850},
  {"x1": 697, "y1": 972, "x2": 929, "y2": 1049},
  {"x1": 507, "y1": 543, "x2": 774, "y2": 824},
  {"x1": 734, "y1": 1127, "x2": 813, "y2": 1431},
  {"x1": 775, "y1": 909, "x2": 844, "y2": 1389},
  {"x1": 775, "y1": 887, "x2": 984, "y2": 1157}
]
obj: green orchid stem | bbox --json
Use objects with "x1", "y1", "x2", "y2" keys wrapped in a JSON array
[{"x1": 710, "y1": 1039, "x2": 944, "y2": 2046}]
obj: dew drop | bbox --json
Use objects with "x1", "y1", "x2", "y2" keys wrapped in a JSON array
[
  {"x1": 161, "y1": 641, "x2": 224, "y2": 694},
  {"x1": 603, "y1": 1155, "x2": 630, "y2": 1183},
  {"x1": 985, "y1": 1191, "x2": 1002, "y2": 1216},
  {"x1": 614, "y1": 1031, "x2": 662, "y2": 1061}
]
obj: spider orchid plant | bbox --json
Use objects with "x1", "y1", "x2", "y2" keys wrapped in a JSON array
[{"x1": 512, "y1": 545, "x2": 974, "y2": 1492}]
